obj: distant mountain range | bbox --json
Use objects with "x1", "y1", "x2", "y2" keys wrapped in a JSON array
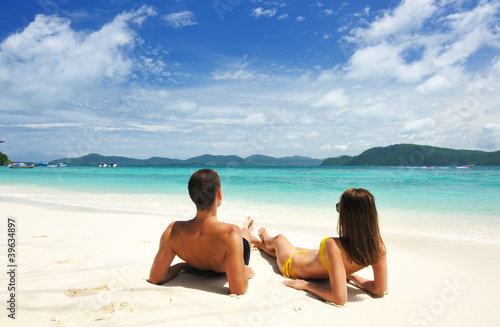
[
  {"x1": 46, "y1": 144, "x2": 500, "y2": 167},
  {"x1": 50, "y1": 153, "x2": 324, "y2": 167}
]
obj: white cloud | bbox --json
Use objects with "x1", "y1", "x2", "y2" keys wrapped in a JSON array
[
  {"x1": 434, "y1": 1, "x2": 500, "y2": 68},
  {"x1": 345, "y1": 42, "x2": 429, "y2": 82},
  {"x1": 307, "y1": 131, "x2": 320, "y2": 138},
  {"x1": 251, "y1": 7, "x2": 277, "y2": 18},
  {"x1": 165, "y1": 101, "x2": 198, "y2": 113},
  {"x1": 401, "y1": 118, "x2": 436, "y2": 134},
  {"x1": 277, "y1": 13, "x2": 288, "y2": 20},
  {"x1": 126, "y1": 123, "x2": 187, "y2": 133},
  {"x1": 311, "y1": 88, "x2": 348, "y2": 108},
  {"x1": 344, "y1": 0, "x2": 500, "y2": 83},
  {"x1": 416, "y1": 75, "x2": 450, "y2": 94},
  {"x1": 212, "y1": 69, "x2": 257, "y2": 81},
  {"x1": 244, "y1": 113, "x2": 267, "y2": 126},
  {"x1": 320, "y1": 143, "x2": 332, "y2": 150},
  {"x1": 0, "y1": 6, "x2": 157, "y2": 108},
  {"x1": 2, "y1": 123, "x2": 83, "y2": 129},
  {"x1": 350, "y1": 0, "x2": 436, "y2": 43},
  {"x1": 493, "y1": 57, "x2": 500, "y2": 72},
  {"x1": 210, "y1": 56, "x2": 272, "y2": 82},
  {"x1": 162, "y1": 11, "x2": 198, "y2": 29},
  {"x1": 296, "y1": 16, "x2": 306, "y2": 22}
]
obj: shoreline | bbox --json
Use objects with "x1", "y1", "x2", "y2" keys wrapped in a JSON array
[
  {"x1": 1, "y1": 199, "x2": 500, "y2": 326},
  {"x1": 2, "y1": 185, "x2": 500, "y2": 245}
]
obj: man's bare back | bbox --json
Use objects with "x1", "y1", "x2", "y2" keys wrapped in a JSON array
[
  {"x1": 148, "y1": 169, "x2": 254, "y2": 295},
  {"x1": 168, "y1": 217, "x2": 244, "y2": 273}
]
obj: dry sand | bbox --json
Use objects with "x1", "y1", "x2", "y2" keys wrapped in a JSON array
[{"x1": 1, "y1": 200, "x2": 500, "y2": 326}]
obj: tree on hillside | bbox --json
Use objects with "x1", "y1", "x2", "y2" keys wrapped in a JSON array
[{"x1": 0, "y1": 151, "x2": 11, "y2": 165}]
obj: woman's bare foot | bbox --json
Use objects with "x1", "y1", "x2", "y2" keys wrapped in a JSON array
[
  {"x1": 258, "y1": 227, "x2": 269, "y2": 242},
  {"x1": 241, "y1": 216, "x2": 254, "y2": 234},
  {"x1": 251, "y1": 235, "x2": 262, "y2": 247},
  {"x1": 252, "y1": 233, "x2": 276, "y2": 257}
]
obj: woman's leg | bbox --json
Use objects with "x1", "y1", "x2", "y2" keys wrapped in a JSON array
[{"x1": 256, "y1": 228, "x2": 297, "y2": 271}]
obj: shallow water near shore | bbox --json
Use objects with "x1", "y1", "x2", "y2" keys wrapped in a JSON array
[{"x1": 1, "y1": 165, "x2": 499, "y2": 242}]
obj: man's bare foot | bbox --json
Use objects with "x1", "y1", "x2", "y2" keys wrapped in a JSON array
[{"x1": 241, "y1": 216, "x2": 255, "y2": 234}]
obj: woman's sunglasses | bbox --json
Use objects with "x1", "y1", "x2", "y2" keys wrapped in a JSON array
[{"x1": 336, "y1": 202, "x2": 339, "y2": 213}]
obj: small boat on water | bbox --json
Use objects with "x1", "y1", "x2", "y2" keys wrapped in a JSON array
[
  {"x1": 457, "y1": 165, "x2": 475, "y2": 169},
  {"x1": 99, "y1": 163, "x2": 117, "y2": 167},
  {"x1": 9, "y1": 163, "x2": 34, "y2": 169},
  {"x1": 35, "y1": 161, "x2": 49, "y2": 167},
  {"x1": 423, "y1": 165, "x2": 435, "y2": 169},
  {"x1": 47, "y1": 163, "x2": 68, "y2": 167}
]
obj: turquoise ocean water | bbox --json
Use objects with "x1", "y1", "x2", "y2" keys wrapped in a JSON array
[{"x1": 1, "y1": 165, "x2": 499, "y2": 242}]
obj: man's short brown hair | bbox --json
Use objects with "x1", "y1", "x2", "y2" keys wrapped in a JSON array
[{"x1": 188, "y1": 169, "x2": 221, "y2": 210}]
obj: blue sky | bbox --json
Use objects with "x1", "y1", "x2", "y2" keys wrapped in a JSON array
[{"x1": 0, "y1": 0, "x2": 499, "y2": 161}]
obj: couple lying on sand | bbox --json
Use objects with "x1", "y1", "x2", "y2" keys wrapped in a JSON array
[{"x1": 148, "y1": 169, "x2": 387, "y2": 306}]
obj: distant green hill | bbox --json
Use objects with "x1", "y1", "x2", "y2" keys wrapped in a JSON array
[
  {"x1": 0, "y1": 151, "x2": 11, "y2": 165},
  {"x1": 320, "y1": 155, "x2": 353, "y2": 166},
  {"x1": 51, "y1": 153, "x2": 184, "y2": 166},
  {"x1": 51, "y1": 153, "x2": 323, "y2": 167},
  {"x1": 186, "y1": 154, "x2": 247, "y2": 166},
  {"x1": 49, "y1": 145, "x2": 500, "y2": 167},
  {"x1": 321, "y1": 144, "x2": 500, "y2": 166},
  {"x1": 245, "y1": 154, "x2": 323, "y2": 166}
]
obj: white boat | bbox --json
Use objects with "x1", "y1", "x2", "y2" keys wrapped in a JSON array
[
  {"x1": 47, "y1": 163, "x2": 68, "y2": 168},
  {"x1": 457, "y1": 165, "x2": 475, "y2": 169},
  {"x1": 99, "y1": 163, "x2": 117, "y2": 167},
  {"x1": 9, "y1": 163, "x2": 34, "y2": 169}
]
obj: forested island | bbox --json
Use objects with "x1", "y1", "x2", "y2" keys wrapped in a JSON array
[
  {"x1": 50, "y1": 144, "x2": 500, "y2": 166},
  {"x1": 3, "y1": 144, "x2": 499, "y2": 167},
  {"x1": 0, "y1": 151, "x2": 11, "y2": 165},
  {"x1": 50, "y1": 153, "x2": 323, "y2": 167},
  {"x1": 321, "y1": 144, "x2": 500, "y2": 166}
]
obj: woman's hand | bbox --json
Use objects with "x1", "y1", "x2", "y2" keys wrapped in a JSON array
[{"x1": 283, "y1": 279, "x2": 308, "y2": 290}]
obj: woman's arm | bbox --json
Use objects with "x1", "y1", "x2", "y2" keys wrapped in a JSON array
[
  {"x1": 283, "y1": 278, "x2": 347, "y2": 305},
  {"x1": 347, "y1": 253, "x2": 388, "y2": 297}
]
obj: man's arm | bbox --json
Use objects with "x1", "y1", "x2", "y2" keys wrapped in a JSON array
[
  {"x1": 224, "y1": 228, "x2": 251, "y2": 295},
  {"x1": 148, "y1": 224, "x2": 187, "y2": 285}
]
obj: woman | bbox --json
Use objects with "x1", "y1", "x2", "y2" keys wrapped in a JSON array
[{"x1": 252, "y1": 188, "x2": 387, "y2": 306}]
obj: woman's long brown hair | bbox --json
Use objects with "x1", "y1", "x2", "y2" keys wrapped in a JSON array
[{"x1": 337, "y1": 188, "x2": 385, "y2": 266}]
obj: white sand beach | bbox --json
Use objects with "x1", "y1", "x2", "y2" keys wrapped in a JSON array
[{"x1": 2, "y1": 199, "x2": 500, "y2": 327}]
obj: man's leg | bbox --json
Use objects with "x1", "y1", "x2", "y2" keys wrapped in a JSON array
[
  {"x1": 241, "y1": 217, "x2": 254, "y2": 265},
  {"x1": 241, "y1": 216, "x2": 254, "y2": 243}
]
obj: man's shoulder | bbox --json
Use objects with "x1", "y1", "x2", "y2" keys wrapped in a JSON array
[
  {"x1": 208, "y1": 221, "x2": 241, "y2": 246},
  {"x1": 214, "y1": 221, "x2": 240, "y2": 235},
  {"x1": 160, "y1": 221, "x2": 182, "y2": 242}
]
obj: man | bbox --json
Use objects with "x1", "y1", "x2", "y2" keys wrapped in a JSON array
[{"x1": 148, "y1": 168, "x2": 255, "y2": 295}]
